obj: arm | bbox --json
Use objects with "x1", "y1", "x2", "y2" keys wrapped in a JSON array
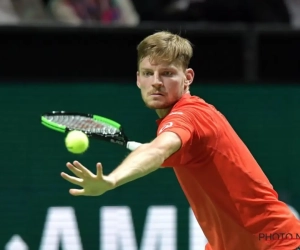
[
  {"x1": 109, "y1": 131, "x2": 181, "y2": 188},
  {"x1": 61, "y1": 131, "x2": 182, "y2": 196}
]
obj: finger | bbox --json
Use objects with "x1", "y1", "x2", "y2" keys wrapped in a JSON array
[
  {"x1": 61, "y1": 172, "x2": 83, "y2": 186},
  {"x1": 96, "y1": 163, "x2": 103, "y2": 179},
  {"x1": 66, "y1": 162, "x2": 83, "y2": 177},
  {"x1": 69, "y1": 189, "x2": 85, "y2": 196},
  {"x1": 73, "y1": 161, "x2": 91, "y2": 175}
]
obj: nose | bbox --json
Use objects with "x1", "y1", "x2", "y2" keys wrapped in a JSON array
[
  {"x1": 152, "y1": 82, "x2": 163, "y2": 89},
  {"x1": 152, "y1": 73, "x2": 163, "y2": 89}
]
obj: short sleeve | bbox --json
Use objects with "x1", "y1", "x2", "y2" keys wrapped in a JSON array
[
  {"x1": 157, "y1": 114, "x2": 194, "y2": 148},
  {"x1": 157, "y1": 112, "x2": 195, "y2": 166}
]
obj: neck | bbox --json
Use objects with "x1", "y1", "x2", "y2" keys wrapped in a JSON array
[
  {"x1": 155, "y1": 108, "x2": 172, "y2": 118},
  {"x1": 155, "y1": 91, "x2": 190, "y2": 118}
]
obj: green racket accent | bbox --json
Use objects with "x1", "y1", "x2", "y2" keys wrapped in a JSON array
[
  {"x1": 41, "y1": 116, "x2": 66, "y2": 133},
  {"x1": 93, "y1": 115, "x2": 121, "y2": 129}
]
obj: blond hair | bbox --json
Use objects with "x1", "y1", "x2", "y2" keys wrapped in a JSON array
[{"x1": 137, "y1": 31, "x2": 193, "y2": 69}]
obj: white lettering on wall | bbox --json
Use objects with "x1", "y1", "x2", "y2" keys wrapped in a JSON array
[
  {"x1": 100, "y1": 206, "x2": 176, "y2": 250},
  {"x1": 189, "y1": 208, "x2": 207, "y2": 250},
  {"x1": 100, "y1": 206, "x2": 138, "y2": 250},
  {"x1": 140, "y1": 206, "x2": 176, "y2": 250},
  {"x1": 40, "y1": 207, "x2": 83, "y2": 250},
  {"x1": 35, "y1": 204, "x2": 299, "y2": 250}
]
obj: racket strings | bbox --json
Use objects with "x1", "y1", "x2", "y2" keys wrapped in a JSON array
[{"x1": 45, "y1": 115, "x2": 119, "y2": 135}]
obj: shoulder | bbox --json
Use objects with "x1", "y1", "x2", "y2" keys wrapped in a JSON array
[
  {"x1": 172, "y1": 94, "x2": 214, "y2": 115},
  {"x1": 166, "y1": 95, "x2": 214, "y2": 123}
]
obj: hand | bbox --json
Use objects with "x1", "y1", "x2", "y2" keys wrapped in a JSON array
[{"x1": 61, "y1": 161, "x2": 115, "y2": 196}]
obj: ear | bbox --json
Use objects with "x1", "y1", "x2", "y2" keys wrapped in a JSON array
[
  {"x1": 136, "y1": 71, "x2": 141, "y2": 89},
  {"x1": 184, "y1": 68, "x2": 195, "y2": 89}
]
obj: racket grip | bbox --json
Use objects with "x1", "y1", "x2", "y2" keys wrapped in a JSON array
[{"x1": 126, "y1": 141, "x2": 142, "y2": 151}]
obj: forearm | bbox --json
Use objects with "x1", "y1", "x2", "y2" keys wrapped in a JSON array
[{"x1": 108, "y1": 143, "x2": 164, "y2": 188}]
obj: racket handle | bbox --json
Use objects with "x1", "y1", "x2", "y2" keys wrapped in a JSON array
[{"x1": 126, "y1": 141, "x2": 142, "y2": 151}]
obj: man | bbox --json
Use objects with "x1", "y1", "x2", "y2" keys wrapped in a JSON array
[{"x1": 61, "y1": 31, "x2": 300, "y2": 249}]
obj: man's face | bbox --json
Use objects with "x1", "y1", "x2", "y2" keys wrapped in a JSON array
[{"x1": 137, "y1": 57, "x2": 193, "y2": 110}]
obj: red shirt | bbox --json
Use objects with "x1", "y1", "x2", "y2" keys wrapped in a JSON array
[{"x1": 156, "y1": 93, "x2": 300, "y2": 250}]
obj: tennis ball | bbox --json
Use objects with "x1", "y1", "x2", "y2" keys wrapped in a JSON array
[{"x1": 65, "y1": 130, "x2": 89, "y2": 154}]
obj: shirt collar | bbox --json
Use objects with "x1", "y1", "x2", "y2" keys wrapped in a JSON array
[{"x1": 155, "y1": 93, "x2": 191, "y2": 125}]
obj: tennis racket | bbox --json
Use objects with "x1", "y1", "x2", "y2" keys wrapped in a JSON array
[{"x1": 40, "y1": 111, "x2": 142, "y2": 151}]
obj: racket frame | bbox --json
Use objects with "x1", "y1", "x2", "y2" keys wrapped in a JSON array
[{"x1": 41, "y1": 111, "x2": 129, "y2": 147}]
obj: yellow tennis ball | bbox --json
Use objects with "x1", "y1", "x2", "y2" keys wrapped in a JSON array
[{"x1": 65, "y1": 130, "x2": 89, "y2": 154}]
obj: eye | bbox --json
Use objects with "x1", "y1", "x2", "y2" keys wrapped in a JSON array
[
  {"x1": 162, "y1": 71, "x2": 173, "y2": 76},
  {"x1": 142, "y1": 71, "x2": 153, "y2": 77}
]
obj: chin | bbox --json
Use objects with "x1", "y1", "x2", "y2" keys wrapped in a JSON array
[{"x1": 144, "y1": 100, "x2": 172, "y2": 110}]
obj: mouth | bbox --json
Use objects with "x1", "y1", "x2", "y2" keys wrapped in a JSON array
[{"x1": 150, "y1": 92, "x2": 164, "y2": 96}]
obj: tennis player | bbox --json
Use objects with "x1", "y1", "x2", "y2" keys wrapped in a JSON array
[{"x1": 61, "y1": 31, "x2": 300, "y2": 250}]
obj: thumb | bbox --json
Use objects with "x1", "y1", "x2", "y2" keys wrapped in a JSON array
[
  {"x1": 96, "y1": 162, "x2": 103, "y2": 179},
  {"x1": 69, "y1": 189, "x2": 85, "y2": 196}
]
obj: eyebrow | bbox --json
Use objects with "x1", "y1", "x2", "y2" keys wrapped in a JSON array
[{"x1": 140, "y1": 67, "x2": 176, "y2": 71}]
